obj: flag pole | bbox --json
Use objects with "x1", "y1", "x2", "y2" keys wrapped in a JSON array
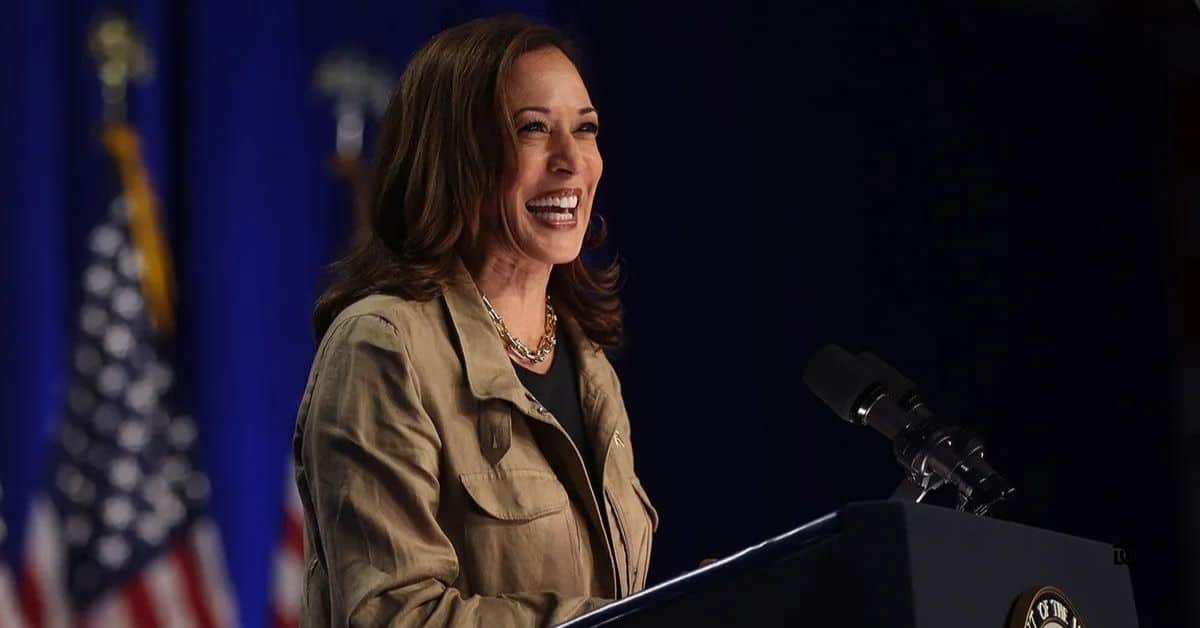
[
  {"x1": 89, "y1": 14, "x2": 176, "y2": 336},
  {"x1": 314, "y1": 51, "x2": 394, "y2": 244}
]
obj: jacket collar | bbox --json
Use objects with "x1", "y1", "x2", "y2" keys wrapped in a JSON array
[
  {"x1": 441, "y1": 256, "x2": 611, "y2": 418},
  {"x1": 442, "y1": 256, "x2": 529, "y2": 409}
]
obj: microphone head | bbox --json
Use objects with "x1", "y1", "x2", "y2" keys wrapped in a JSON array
[{"x1": 803, "y1": 344, "x2": 879, "y2": 424}]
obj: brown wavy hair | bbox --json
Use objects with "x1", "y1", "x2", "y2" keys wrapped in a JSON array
[{"x1": 312, "y1": 15, "x2": 622, "y2": 348}]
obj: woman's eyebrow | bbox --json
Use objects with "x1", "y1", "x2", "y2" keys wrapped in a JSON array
[{"x1": 513, "y1": 106, "x2": 598, "y2": 116}]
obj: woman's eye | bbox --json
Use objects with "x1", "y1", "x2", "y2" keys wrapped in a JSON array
[
  {"x1": 519, "y1": 120, "x2": 549, "y2": 133},
  {"x1": 577, "y1": 122, "x2": 599, "y2": 135}
]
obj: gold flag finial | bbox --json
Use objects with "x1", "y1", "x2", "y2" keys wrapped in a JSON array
[{"x1": 88, "y1": 13, "x2": 154, "y2": 123}]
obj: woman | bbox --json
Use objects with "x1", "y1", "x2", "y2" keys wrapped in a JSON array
[{"x1": 292, "y1": 15, "x2": 659, "y2": 628}]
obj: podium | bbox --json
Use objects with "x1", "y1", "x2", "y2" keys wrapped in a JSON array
[{"x1": 559, "y1": 501, "x2": 1138, "y2": 627}]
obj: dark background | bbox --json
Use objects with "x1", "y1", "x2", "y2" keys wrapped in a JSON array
[
  {"x1": 571, "y1": 1, "x2": 1198, "y2": 624},
  {"x1": 1, "y1": 0, "x2": 1196, "y2": 626}
]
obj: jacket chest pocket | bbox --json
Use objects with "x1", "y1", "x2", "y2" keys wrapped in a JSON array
[
  {"x1": 459, "y1": 468, "x2": 584, "y2": 595},
  {"x1": 605, "y1": 476, "x2": 659, "y2": 595}
]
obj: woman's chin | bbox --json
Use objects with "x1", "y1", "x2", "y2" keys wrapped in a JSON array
[
  {"x1": 529, "y1": 242, "x2": 584, "y2": 267},
  {"x1": 520, "y1": 230, "x2": 585, "y2": 266}
]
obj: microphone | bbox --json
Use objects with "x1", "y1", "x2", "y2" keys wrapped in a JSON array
[{"x1": 803, "y1": 345, "x2": 1016, "y2": 516}]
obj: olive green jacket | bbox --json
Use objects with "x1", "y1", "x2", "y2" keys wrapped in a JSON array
[{"x1": 292, "y1": 259, "x2": 659, "y2": 627}]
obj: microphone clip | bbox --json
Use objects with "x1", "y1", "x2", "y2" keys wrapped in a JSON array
[{"x1": 890, "y1": 420, "x2": 1014, "y2": 516}]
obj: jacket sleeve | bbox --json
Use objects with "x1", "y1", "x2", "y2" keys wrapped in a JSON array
[{"x1": 298, "y1": 314, "x2": 610, "y2": 628}]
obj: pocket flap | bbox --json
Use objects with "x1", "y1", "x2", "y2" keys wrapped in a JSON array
[
  {"x1": 631, "y1": 476, "x2": 659, "y2": 533},
  {"x1": 460, "y1": 469, "x2": 569, "y2": 521}
]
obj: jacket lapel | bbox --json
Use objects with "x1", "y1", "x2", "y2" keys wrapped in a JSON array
[
  {"x1": 441, "y1": 258, "x2": 532, "y2": 412},
  {"x1": 561, "y1": 314, "x2": 622, "y2": 494}
]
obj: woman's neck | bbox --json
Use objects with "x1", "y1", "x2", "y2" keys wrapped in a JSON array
[{"x1": 471, "y1": 252, "x2": 554, "y2": 351}]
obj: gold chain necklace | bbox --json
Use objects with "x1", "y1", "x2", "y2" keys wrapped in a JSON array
[{"x1": 480, "y1": 293, "x2": 557, "y2": 363}]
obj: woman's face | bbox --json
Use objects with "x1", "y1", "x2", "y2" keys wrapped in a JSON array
[{"x1": 498, "y1": 46, "x2": 602, "y2": 267}]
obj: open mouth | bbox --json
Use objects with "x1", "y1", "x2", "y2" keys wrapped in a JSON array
[{"x1": 525, "y1": 188, "x2": 580, "y2": 226}]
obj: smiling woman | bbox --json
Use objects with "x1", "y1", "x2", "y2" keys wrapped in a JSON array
[{"x1": 293, "y1": 15, "x2": 658, "y2": 628}]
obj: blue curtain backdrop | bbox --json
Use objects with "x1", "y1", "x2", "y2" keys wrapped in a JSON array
[
  {"x1": 0, "y1": 1, "x2": 1189, "y2": 626},
  {"x1": 0, "y1": 0, "x2": 553, "y2": 623}
]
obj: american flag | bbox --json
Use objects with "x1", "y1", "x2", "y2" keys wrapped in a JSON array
[
  {"x1": 17, "y1": 195, "x2": 236, "y2": 628},
  {"x1": 268, "y1": 467, "x2": 303, "y2": 628}
]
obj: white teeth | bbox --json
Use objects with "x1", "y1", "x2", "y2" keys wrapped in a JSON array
[
  {"x1": 530, "y1": 211, "x2": 574, "y2": 223},
  {"x1": 526, "y1": 195, "x2": 579, "y2": 209}
]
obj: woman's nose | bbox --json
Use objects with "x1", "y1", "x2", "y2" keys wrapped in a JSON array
[{"x1": 548, "y1": 132, "x2": 584, "y2": 175}]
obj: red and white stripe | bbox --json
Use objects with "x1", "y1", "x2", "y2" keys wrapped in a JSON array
[
  {"x1": 269, "y1": 470, "x2": 304, "y2": 628},
  {"x1": 17, "y1": 497, "x2": 237, "y2": 628},
  {"x1": 0, "y1": 561, "x2": 26, "y2": 628},
  {"x1": 187, "y1": 520, "x2": 236, "y2": 628},
  {"x1": 19, "y1": 498, "x2": 69, "y2": 628}
]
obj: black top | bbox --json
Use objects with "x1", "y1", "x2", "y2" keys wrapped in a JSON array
[{"x1": 513, "y1": 337, "x2": 600, "y2": 498}]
